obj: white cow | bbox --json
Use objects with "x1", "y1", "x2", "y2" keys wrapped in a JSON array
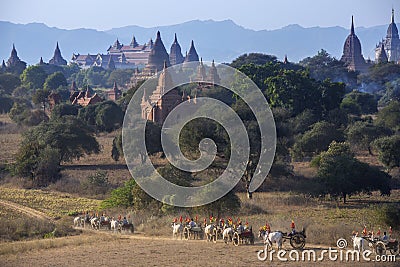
[
  {"x1": 90, "y1": 217, "x2": 99, "y2": 230},
  {"x1": 204, "y1": 224, "x2": 215, "y2": 242},
  {"x1": 111, "y1": 218, "x2": 119, "y2": 232},
  {"x1": 73, "y1": 216, "x2": 82, "y2": 227},
  {"x1": 352, "y1": 234, "x2": 366, "y2": 252},
  {"x1": 259, "y1": 229, "x2": 283, "y2": 250},
  {"x1": 222, "y1": 227, "x2": 234, "y2": 243},
  {"x1": 172, "y1": 223, "x2": 183, "y2": 239}
]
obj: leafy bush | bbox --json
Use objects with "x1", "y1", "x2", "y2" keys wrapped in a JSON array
[{"x1": 374, "y1": 204, "x2": 400, "y2": 230}]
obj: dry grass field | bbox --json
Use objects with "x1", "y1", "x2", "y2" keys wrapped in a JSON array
[
  {"x1": 0, "y1": 113, "x2": 399, "y2": 266},
  {"x1": 1, "y1": 230, "x2": 398, "y2": 267}
]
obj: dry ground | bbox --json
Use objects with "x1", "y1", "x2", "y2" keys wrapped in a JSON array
[{"x1": 0, "y1": 231, "x2": 398, "y2": 267}]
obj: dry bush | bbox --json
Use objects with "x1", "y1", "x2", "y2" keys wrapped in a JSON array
[
  {"x1": 0, "y1": 231, "x2": 116, "y2": 256},
  {"x1": 0, "y1": 216, "x2": 54, "y2": 241},
  {"x1": 54, "y1": 216, "x2": 82, "y2": 237}
]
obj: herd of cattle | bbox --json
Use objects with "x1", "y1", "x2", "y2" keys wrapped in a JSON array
[
  {"x1": 72, "y1": 215, "x2": 398, "y2": 256},
  {"x1": 73, "y1": 214, "x2": 134, "y2": 233}
]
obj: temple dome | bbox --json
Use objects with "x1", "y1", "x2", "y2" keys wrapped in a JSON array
[
  {"x1": 387, "y1": 9, "x2": 399, "y2": 39},
  {"x1": 169, "y1": 33, "x2": 184, "y2": 65},
  {"x1": 184, "y1": 40, "x2": 199, "y2": 62},
  {"x1": 146, "y1": 31, "x2": 170, "y2": 73},
  {"x1": 340, "y1": 16, "x2": 367, "y2": 72}
]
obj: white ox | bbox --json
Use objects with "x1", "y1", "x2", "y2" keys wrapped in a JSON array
[
  {"x1": 352, "y1": 234, "x2": 367, "y2": 252},
  {"x1": 90, "y1": 217, "x2": 99, "y2": 229},
  {"x1": 259, "y1": 229, "x2": 283, "y2": 250},
  {"x1": 111, "y1": 219, "x2": 119, "y2": 232},
  {"x1": 222, "y1": 227, "x2": 234, "y2": 243},
  {"x1": 204, "y1": 224, "x2": 215, "y2": 242},
  {"x1": 73, "y1": 216, "x2": 82, "y2": 227},
  {"x1": 172, "y1": 223, "x2": 183, "y2": 239}
]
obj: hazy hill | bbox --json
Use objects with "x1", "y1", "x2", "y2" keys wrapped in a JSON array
[{"x1": 0, "y1": 19, "x2": 388, "y2": 65}]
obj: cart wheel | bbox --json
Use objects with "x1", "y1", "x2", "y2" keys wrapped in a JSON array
[
  {"x1": 199, "y1": 231, "x2": 204, "y2": 240},
  {"x1": 183, "y1": 227, "x2": 190, "y2": 240},
  {"x1": 250, "y1": 233, "x2": 255, "y2": 245},
  {"x1": 375, "y1": 242, "x2": 386, "y2": 256},
  {"x1": 389, "y1": 243, "x2": 398, "y2": 255},
  {"x1": 233, "y1": 232, "x2": 240, "y2": 246},
  {"x1": 212, "y1": 228, "x2": 218, "y2": 243},
  {"x1": 290, "y1": 234, "x2": 306, "y2": 249}
]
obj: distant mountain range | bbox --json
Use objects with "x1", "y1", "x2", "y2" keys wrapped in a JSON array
[{"x1": 0, "y1": 19, "x2": 389, "y2": 65}]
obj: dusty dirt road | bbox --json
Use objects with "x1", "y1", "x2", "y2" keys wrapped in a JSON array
[
  {"x1": 1, "y1": 231, "x2": 398, "y2": 267},
  {"x1": 0, "y1": 200, "x2": 398, "y2": 266},
  {"x1": 0, "y1": 199, "x2": 52, "y2": 221}
]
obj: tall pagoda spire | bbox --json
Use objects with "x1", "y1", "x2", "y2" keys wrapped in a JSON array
[
  {"x1": 376, "y1": 43, "x2": 388, "y2": 63},
  {"x1": 11, "y1": 44, "x2": 18, "y2": 58},
  {"x1": 184, "y1": 40, "x2": 199, "y2": 62},
  {"x1": 144, "y1": 31, "x2": 170, "y2": 73},
  {"x1": 130, "y1": 35, "x2": 139, "y2": 47},
  {"x1": 392, "y1": 8, "x2": 395, "y2": 24},
  {"x1": 207, "y1": 59, "x2": 220, "y2": 85},
  {"x1": 340, "y1": 16, "x2": 368, "y2": 72},
  {"x1": 351, "y1": 16, "x2": 355, "y2": 35},
  {"x1": 169, "y1": 33, "x2": 184, "y2": 65},
  {"x1": 6, "y1": 44, "x2": 24, "y2": 67},
  {"x1": 196, "y1": 58, "x2": 206, "y2": 81},
  {"x1": 49, "y1": 42, "x2": 67, "y2": 66}
]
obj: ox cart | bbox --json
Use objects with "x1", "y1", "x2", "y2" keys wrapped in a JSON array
[
  {"x1": 183, "y1": 225, "x2": 204, "y2": 240},
  {"x1": 232, "y1": 227, "x2": 255, "y2": 246},
  {"x1": 117, "y1": 222, "x2": 134, "y2": 233},
  {"x1": 97, "y1": 219, "x2": 111, "y2": 230},
  {"x1": 212, "y1": 225, "x2": 224, "y2": 243},
  {"x1": 366, "y1": 237, "x2": 399, "y2": 256},
  {"x1": 282, "y1": 229, "x2": 306, "y2": 249},
  {"x1": 259, "y1": 228, "x2": 306, "y2": 249}
]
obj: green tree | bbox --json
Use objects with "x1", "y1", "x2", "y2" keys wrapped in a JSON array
[
  {"x1": 289, "y1": 109, "x2": 319, "y2": 135},
  {"x1": 20, "y1": 65, "x2": 47, "y2": 90},
  {"x1": 122, "y1": 122, "x2": 163, "y2": 164},
  {"x1": 292, "y1": 121, "x2": 344, "y2": 160},
  {"x1": 379, "y1": 78, "x2": 400, "y2": 106},
  {"x1": 9, "y1": 102, "x2": 46, "y2": 126},
  {"x1": 42, "y1": 116, "x2": 100, "y2": 162},
  {"x1": 230, "y1": 53, "x2": 278, "y2": 69},
  {"x1": 0, "y1": 96, "x2": 14, "y2": 113},
  {"x1": 95, "y1": 101, "x2": 123, "y2": 132},
  {"x1": 43, "y1": 72, "x2": 67, "y2": 91},
  {"x1": 299, "y1": 49, "x2": 357, "y2": 85},
  {"x1": 361, "y1": 62, "x2": 400, "y2": 92},
  {"x1": 34, "y1": 146, "x2": 61, "y2": 186},
  {"x1": 319, "y1": 79, "x2": 346, "y2": 114},
  {"x1": 195, "y1": 190, "x2": 241, "y2": 218},
  {"x1": 111, "y1": 132, "x2": 123, "y2": 161},
  {"x1": 13, "y1": 116, "x2": 100, "y2": 185},
  {"x1": 340, "y1": 90, "x2": 377, "y2": 115},
  {"x1": 107, "y1": 69, "x2": 134, "y2": 87},
  {"x1": 0, "y1": 73, "x2": 21, "y2": 95},
  {"x1": 346, "y1": 121, "x2": 392, "y2": 154},
  {"x1": 32, "y1": 88, "x2": 50, "y2": 116},
  {"x1": 316, "y1": 142, "x2": 391, "y2": 203},
  {"x1": 265, "y1": 70, "x2": 322, "y2": 115},
  {"x1": 100, "y1": 179, "x2": 136, "y2": 209},
  {"x1": 179, "y1": 118, "x2": 226, "y2": 158},
  {"x1": 372, "y1": 135, "x2": 400, "y2": 169},
  {"x1": 375, "y1": 101, "x2": 400, "y2": 132},
  {"x1": 51, "y1": 103, "x2": 80, "y2": 119}
]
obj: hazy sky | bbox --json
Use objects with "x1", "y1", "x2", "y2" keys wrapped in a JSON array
[{"x1": 0, "y1": 0, "x2": 399, "y2": 30}]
